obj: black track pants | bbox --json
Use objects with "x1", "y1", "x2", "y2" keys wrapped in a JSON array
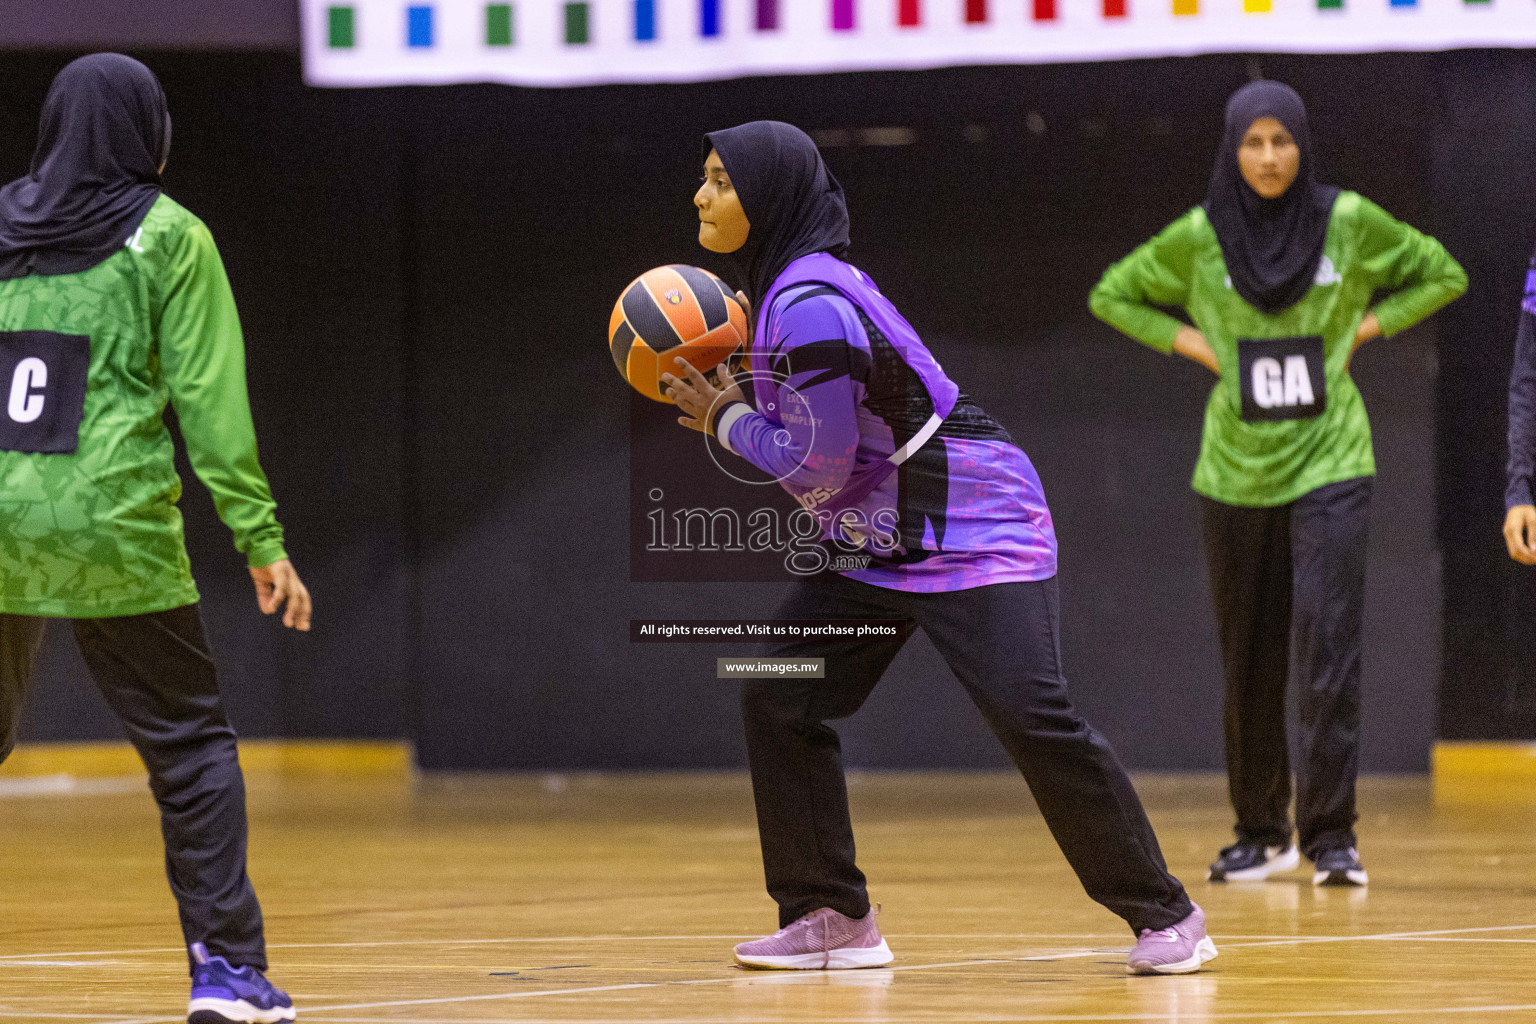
[
  {"x1": 1200, "y1": 476, "x2": 1371, "y2": 860},
  {"x1": 741, "y1": 572, "x2": 1193, "y2": 935},
  {"x1": 0, "y1": 605, "x2": 266, "y2": 971}
]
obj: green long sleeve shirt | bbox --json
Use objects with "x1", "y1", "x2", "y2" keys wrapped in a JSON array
[
  {"x1": 1090, "y1": 192, "x2": 1465, "y2": 507},
  {"x1": 0, "y1": 194, "x2": 286, "y2": 617}
]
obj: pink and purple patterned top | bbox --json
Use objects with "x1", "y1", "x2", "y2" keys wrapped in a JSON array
[{"x1": 716, "y1": 253, "x2": 1056, "y2": 593}]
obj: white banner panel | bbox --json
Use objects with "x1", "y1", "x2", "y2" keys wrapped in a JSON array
[{"x1": 301, "y1": 0, "x2": 1536, "y2": 87}]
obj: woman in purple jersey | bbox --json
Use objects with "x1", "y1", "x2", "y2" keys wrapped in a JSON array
[{"x1": 663, "y1": 121, "x2": 1212, "y2": 975}]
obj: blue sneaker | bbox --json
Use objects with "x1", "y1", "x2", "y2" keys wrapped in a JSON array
[{"x1": 187, "y1": 943, "x2": 296, "y2": 1024}]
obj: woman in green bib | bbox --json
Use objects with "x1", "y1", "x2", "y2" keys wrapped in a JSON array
[
  {"x1": 1091, "y1": 81, "x2": 1464, "y2": 887},
  {"x1": 0, "y1": 55, "x2": 303, "y2": 1022}
]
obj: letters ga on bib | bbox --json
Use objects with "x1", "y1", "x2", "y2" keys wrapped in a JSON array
[{"x1": 1237, "y1": 335, "x2": 1326, "y2": 423}]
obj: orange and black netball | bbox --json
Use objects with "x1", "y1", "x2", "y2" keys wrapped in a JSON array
[{"x1": 609, "y1": 264, "x2": 747, "y2": 403}]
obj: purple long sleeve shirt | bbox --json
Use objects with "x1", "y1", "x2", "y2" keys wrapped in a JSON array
[
  {"x1": 716, "y1": 281, "x2": 1056, "y2": 592},
  {"x1": 1507, "y1": 252, "x2": 1536, "y2": 509}
]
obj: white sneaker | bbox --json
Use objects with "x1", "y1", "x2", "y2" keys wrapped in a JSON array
[
  {"x1": 1312, "y1": 847, "x2": 1369, "y2": 887},
  {"x1": 1207, "y1": 843, "x2": 1299, "y2": 882}
]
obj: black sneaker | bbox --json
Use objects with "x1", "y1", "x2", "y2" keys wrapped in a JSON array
[
  {"x1": 1207, "y1": 842, "x2": 1299, "y2": 882},
  {"x1": 1312, "y1": 846, "x2": 1368, "y2": 887}
]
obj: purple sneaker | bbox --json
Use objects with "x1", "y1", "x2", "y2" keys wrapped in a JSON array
[
  {"x1": 187, "y1": 942, "x2": 296, "y2": 1023},
  {"x1": 734, "y1": 907, "x2": 894, "y2": 970},
  {"x1": 1126, "y1": 903, "x2": 1218, "y2": 976}
]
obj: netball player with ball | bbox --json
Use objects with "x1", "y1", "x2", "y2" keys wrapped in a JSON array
[{"x1": 659, "y1": 121, "x2": 1213, "y2": 975}]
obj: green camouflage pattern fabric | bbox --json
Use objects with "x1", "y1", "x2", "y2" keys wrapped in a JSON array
[
  {"x1": 1091, "y1": 192, "x2": 1466, "y2": 508},
  {"x1": 0, "y1": 195, "x2": 286, "y2": 617}
]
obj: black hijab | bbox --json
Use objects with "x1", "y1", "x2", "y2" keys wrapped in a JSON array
[
  {"x1": 0, "y1": 54, "x2": 170, "y2": 282},
  {"x1": 703, "y1": 121, "x2": 850, "y2": 310},
  {"x1": 1203, "y1": 80, "x2": 1339, "y2": 315}
]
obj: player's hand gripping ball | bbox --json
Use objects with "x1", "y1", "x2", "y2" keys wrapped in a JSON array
[{"x1": 609, "y1": 265, "x2": 748, "y2": 402}]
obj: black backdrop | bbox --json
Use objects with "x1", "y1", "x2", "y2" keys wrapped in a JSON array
[{"x1": 7, "y1": 49, "x2": 1534, "y2": 770}]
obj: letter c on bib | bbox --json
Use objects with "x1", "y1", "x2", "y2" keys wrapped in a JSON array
[
  {"x1": 7, "y1": 357, "x2": 47, "y2": 424},
  {"x1": 1252, "y1": 357, "x2": 1283, "y2": 409}
]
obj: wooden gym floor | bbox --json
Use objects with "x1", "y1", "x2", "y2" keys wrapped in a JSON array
[{"x1": 1, "y1": 769, "x2": 1535, "y2": 1023}]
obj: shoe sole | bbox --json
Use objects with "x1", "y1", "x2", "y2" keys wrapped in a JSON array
[
  {"x1": 188, "y1": 997, "x2": 297, "y2": 1024},
  {"x1": 735, "y1": 938, "x2": 894, "y2": 970},
  {"x1": 1313, "y1": 867, "x2": 1369, "y2": 887},
  {"x1": 1127, "y1": 936, "x2": 1219, "y2": 976},
  {"x1": 1208, "y1": 846, "x2": 1299, "y2": 882}
]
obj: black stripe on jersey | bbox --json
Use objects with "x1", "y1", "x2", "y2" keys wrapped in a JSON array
[
  {"x1": 856, "y1": 307, "x2": 948, "y2": 555},
  {"x1": 623, "y1": 283, "x2": 684, "y2": 353},
  {"x1": 610, "y1": 319, "x2": 637, "y2": 377},
  {"x1": 937, "y1": 396, "x2": 1016, "y2": 444},
  {"x1": 779, "y1": 284, "x2": 842, "y2": 314},
  {"x1": 673, "y1": 265, "x2": 730, "y2": 330},
  {"x1": 857, "y1": 308, "x2": 935, "y2": 433},
  {"x1": 768, "y1": 338, "x2": 867, "y2": 392},
  {"x1": 764, "y1": 285, "x2": 854, "y2": 365},
  {"x1": 897, "y1": 443, "x2": 949, "y2": 556}
]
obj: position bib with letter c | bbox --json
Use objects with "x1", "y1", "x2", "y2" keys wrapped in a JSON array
[
  {"x1": 0, "y1": 330, "x2": 90, "y2": 454},
  {"x1": 1237, "y1": 335, "x2": 1326, "y2": 423}
]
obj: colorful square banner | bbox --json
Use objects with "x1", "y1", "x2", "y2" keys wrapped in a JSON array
[{"x1": 302, "y1": 0, "x2": 1536, "y2": 88}]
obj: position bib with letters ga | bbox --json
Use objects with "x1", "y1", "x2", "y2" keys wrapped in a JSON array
[{"x1": 1237, "y1": 336, "x2": 1326, "y2": 422}]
